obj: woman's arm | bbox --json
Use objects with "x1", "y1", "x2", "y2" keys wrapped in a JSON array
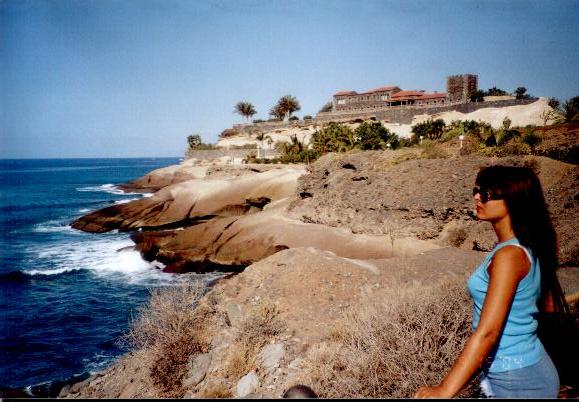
[{"x1": 414, "y1": 246, "x2": 530, "y2": 398}]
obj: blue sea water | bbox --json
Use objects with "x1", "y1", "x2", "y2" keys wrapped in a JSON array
[{"x1": 0, "y1": 158, "x2": 223, "y2": 392}]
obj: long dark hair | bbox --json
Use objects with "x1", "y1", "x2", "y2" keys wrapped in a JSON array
[{"x1": 475, "y1": 165, "x2": 568, "y2": 312}]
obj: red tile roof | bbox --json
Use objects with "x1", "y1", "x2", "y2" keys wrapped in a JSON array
[
  {"x1": 390, "y1": 90, "x2": 425, "y2": 99},
  {"x1": 361, "y1": 86, "x2": 400, "y2": 94},
  {"x1": 334, "y1": 90, "x2": 358, "y2": 96},
  {"x1": 418, "y1": 93, "x2": 447, "y2": 100}
]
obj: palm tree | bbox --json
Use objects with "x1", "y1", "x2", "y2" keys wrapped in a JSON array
[
  {"x1": 234, "y1": 101, "x2": 257, "y2": 122},
  {"x1": 269, "y1": 104, "x2": 285, "y2": 121},
  {"x1": 319, "y1": 101, "x2": 333, "y2": 113},
  {"x1": 255, "y1": 132, "x2": 272, "y2": 158},
  {"x1": 278, "y1": 95, "x2": 301, "y2": 120}
]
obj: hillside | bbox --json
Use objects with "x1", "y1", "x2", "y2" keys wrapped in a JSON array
[
  {"x1": 63, "y1": 129, "x2": 579, "y2": 398},
  {"x1": 215, "y1": 98, "x2": 554, "y2": 149}
]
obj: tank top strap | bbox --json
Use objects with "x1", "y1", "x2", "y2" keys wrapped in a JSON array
[{"x1": 493, "y1": 237, "x2": 532, "y2": 265}]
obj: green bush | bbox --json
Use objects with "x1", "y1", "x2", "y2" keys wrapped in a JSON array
[
  {"x1": 478, "y1": 138, "x2": 531, "y2": 157},
  {"x1": 410, "y1": 119, "x2": 446, "y2": 143},
  {"x1": 303, "y1": 115, "x2": 313, "y2": 120},
  {"x1": 274, "y1": 135, "x2": 319, "y2": 163},
  {"x1": 252, "y1": 119, "x2": 265, "y2": 123},
  {"x1": 441, "y1": 127, "x2": 463, "y2": 142},
  {"x1": 484, "y1": 87, "x2": 509, "y2": 96},
  {"x1": 523, "y1": 131, "x2": 541, "y2": 148},
  {"x1": 279, "y1": 149, "x2": 318, "y2": 164},
  {"x1": 312, "y1": 122, "x2": 357, "y2": 154},
  {"x1": 355, "y1": 122, "x2": 398, "y2": 150},
  {"x1": 496, "y1": 129, "x2": 520, "y2": 146},
  {"x1": 563, "y1": 96, "x2": 579, "y2": 122}
]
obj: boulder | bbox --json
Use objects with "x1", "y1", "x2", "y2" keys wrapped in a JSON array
[
  {"x1": 236, "y1": 372, "x2": 259, "y2": 398},
  {"x1": 258, "y1": 343, "x2": 285, "y2": 373},
  {"x1": 119, "y1": 163, "x2": 208, "y2": 192},
  {"x1": 183, "y1": 353, "x2": 212, "y2": 388}
]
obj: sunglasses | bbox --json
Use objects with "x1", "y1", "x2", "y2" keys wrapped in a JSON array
[{"x1": 472, "y1": 187, "x2": 503, "y2": 203}]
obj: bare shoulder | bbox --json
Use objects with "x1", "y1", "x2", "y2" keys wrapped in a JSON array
[{"x1": 489, "y1": 245, "x2": 530, "y2": 280}]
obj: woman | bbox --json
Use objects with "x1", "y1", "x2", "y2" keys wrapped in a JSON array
[{"x1": 415, "y1": 165, "x2": 565, "y2": 398}]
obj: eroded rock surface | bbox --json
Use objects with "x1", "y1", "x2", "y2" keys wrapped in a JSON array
[
  {"x1": 288, "y1": 152, "x2": 578, "y2": 265},
  {"x1": 132, "y1": 204, "x2": 439, "y2": 273},
  {"x1": 72, "y1": 167, "x2": 305, "y2": 233}
]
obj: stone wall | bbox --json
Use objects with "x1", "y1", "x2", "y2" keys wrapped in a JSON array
[
  {"x1": 232, "y1": 120, "x2": 314, "y2": 132},
  {"x1": 217, "y1": 98, "x2": 539, "y2": 144},
  {"x1": 186, "y1": 149, "x2": 278, "y2": 161},
  {"x1": 316, "y1": 98, "x2": 538, "y2": 125}
]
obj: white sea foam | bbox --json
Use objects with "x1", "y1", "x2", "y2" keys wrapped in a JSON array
[
  {"x1": 114, "y1": 198, "x2": 139, "y2": 205},
  {"x1": 79, "y1": 208, "x2": 91, "y2": 213},
  {"x1": 84, "y1": 352, "x2": 118, "y2": 374},
  {"x1": 26, "y1": 236, "x2": 185, "y2": 286},
  {"x1": 24, "y1": 267, "x2": 82, "y2": 276},
  {"x1": 76, "y1": 183, "x2": 150, "y2": 197},
  {"x1": 33, "y1": 221, "x2": 77, "y2": 234},
  {"x1": 76, "y1": 184, "x2": 125, "y2": 194}
]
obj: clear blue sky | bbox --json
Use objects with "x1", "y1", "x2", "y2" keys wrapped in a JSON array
[{"x1": 1, "y1": 0, "x2": 578, "y2": 158}]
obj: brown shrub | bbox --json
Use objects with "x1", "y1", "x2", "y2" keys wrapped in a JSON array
[
  {"x1": 420, "y1": 141, "x2": 449, "y2": 159},
  {"x1": 121, "y1": 282, "x2": 210, "y2": 397},
  {"x1": 123, "y1": 282, "x2": 206, "y2": 350},
  {"x1": 149, "y1": 332, "x2": 204, "y2": 396},
  {"x1": 300, "y1": 279, "x2": 478, "y2": 398},
  {"x1": 200, "y1": 383, "x2": 234, "y2": 398},
  {"x1": 224, "y1": 302, "x2": 284, "y2": 379},
  {"x1": 447, "y1": 227, "x2": 468, "y2": 247}
]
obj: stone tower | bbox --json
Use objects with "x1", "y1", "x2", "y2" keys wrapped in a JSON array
[{"x1": 447, "y1": 74, "x2": 478, "y2": 103}]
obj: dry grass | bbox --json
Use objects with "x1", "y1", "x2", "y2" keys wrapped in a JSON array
[
  {"x1": 200, "y1": 383, "x2": 234, "y2": 398},
  {"x1": 121, "y1": 282, "x2": 210, "y2": 397},
  {"x1": 299, "y1": 279, "x2": 478, "y2": 398},
  {"x1": 390, "y1": 149, "x2": 422, "y2": 165},
  {"x1": 123, "y1": 282, "x2": 206, "y2": 349},
  {"x1": 389, "y1": 144, "x2": 449, "y2": 166},
  {"x1": 420, "y1": 141, "x2": 450, "y2": 159},
  {"x1": 224, "y1": 302, "x2": 284, "y2": 379},
  {"x1": 446, "y1": 226, "x2": 468, "y2": 247}
]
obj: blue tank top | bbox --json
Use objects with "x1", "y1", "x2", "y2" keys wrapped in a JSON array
[{"x1": 467, "y1": 237, "x2": 544, "y2": 373}]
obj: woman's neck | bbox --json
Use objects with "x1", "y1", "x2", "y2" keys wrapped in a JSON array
[{"x1": 492, "y1": 215, "x2": 516, "y2": 243}]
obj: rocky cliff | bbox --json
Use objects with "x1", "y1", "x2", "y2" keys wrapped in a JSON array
[{"x1": 65, "y1": 141, "x2": 579, "y2": 398}]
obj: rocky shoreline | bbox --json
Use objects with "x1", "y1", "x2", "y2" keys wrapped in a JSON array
[{"x1": 59, "y1": 147, "x2": 578, "y2": 398}]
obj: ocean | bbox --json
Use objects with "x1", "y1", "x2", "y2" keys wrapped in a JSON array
[{"x1": 0, "y1": 158, "x2": 224, "y2": 395}]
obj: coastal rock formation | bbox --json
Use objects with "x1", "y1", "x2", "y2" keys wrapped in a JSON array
[
  {"x1": 132, "y1": 202, "x2": 440, "y2": 273},
  {"x1": 67, "y1": 146, "x2": 579, "y2": 399},
  {"x1": 73, "y1": 151, "x2": 578, "y2": 268},
  {"x1": 119, "y1": 159, "x2": 209, "y2": 193},
  {"x1": 72, "y1": 167, "x2": 305, "y2": 233}
]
